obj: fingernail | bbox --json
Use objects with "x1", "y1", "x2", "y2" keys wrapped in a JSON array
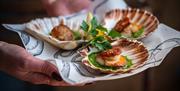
[
  {"x1": 52, "y1": 72, "x2": 62, "y2": 81},
  {"x1": 85, "y1": 82, "x2": 93, "y2": 85}
]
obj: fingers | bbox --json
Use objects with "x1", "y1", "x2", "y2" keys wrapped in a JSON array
[
  {"x1": 23, "y1": 72, "x2": 81, "y2": 86},
  {"x1": 28, "y1": 58, "x2": 59, "y2": 78},
  {"x1": 23, "y1": 72, "x2": 50, "y2": 85},
  {"x1": 51, "y1": 72, "x2": 62, "y2": 81},
  {"x1": 48, "y1": 80, "x2": 84, "y2": 86},
  {"x1": 48, "y1": 80, "x2": 70, "y2": 86},
  {"x1": 24, "y1": 56, "x2": 86, "y2": 86}
]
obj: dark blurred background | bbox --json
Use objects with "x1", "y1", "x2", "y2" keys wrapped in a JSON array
[{"x1": 0, "y1": 0, "x2": 180, "y2": 91}]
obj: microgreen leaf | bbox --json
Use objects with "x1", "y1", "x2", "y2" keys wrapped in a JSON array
[
  {"x1": 80, "y1": 14, "x2": 112, "y2": 51},
  {"x1": 90, "y1": 29, "x2": 98, "y2": 37},
  {"x1": 72, "y1": 31, "x2": 81, "y2": 40},
  {"x1": 80, "y1": 20, "x2": 89, "y2": 32},
  {"x1": 108, "y1": 29, "x2": 122, "y2": 38},
  {"x1": 97, "y1": 25, "x2": 108, "y2": 32},
  {"x1": 90, "y1": 17, "x2": 98, "y2": 30},
  {"x1": 123, "y1": 56, "x2": 133, "y2": 69},
  {"x1": 132, "y1": 27, "x2": 144, "y2": 38},
  {"x1": 90, "y1": 36, "x2": 112, "y2": 51}
]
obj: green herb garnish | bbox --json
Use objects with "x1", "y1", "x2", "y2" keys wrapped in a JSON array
[
  {"x1": 132, "y1": 27, "x2": 144, "y2": 38},
  {"x1": 96, "y1": 25, "x2": 108, "y2": 32},
  {"x1": 123, "y1": 56, "x2": 133, "y2": 69},
  {"x1": 80, "y1": 20, "x2": 89, "y2": 32},
  {"x1": 80, "y1": 14, "x2": 112, "y2": 51},
  {"x1": 72, "y1": 31, "x2": 81, "y2": 40},
  {"x1": 90, "y1": 36, "x2": 112, "y2": 51},
  {"x1": 108, "y1": 29, "x2": 122, "y2": 38}
]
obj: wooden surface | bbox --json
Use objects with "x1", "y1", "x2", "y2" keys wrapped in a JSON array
[{"x1": 0, "y1": 0, "x2": 180, "y2": 91}]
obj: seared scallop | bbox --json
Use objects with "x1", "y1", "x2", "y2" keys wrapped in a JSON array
[
  {"x1": 103, "y1": 8, "x2": 159, "y2": 39},
  {"x1": 51, "y1": 20, "x2": 74, "y2": 41},
  {"x1": 26, "y1": 17, "x2": 83, "y2": 50},
  {"x1": 81, "y1": 39, "x2": 149, "y2": 73}
]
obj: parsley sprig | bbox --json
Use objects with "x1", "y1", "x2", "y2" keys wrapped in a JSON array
[
  {"x1": 80, "y1": 13, "x2": 111, "y2": 51},
  {"x1": 80, "y1": 13, "x2": 124, "y2": 51}
]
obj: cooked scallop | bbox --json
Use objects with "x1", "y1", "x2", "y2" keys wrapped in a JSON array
[
  {"x1": 51, "y1": 20, "x2": 74, "y2": 41},
  {"x1": 103, "y1": 8, "x2": 159, "y2": 39},
  {"x1": 81, "y1": 39, "x2": 149, "y2": 73},
  {"x1": 26, "y1": 17, "x2": 84, "y2": 50}
]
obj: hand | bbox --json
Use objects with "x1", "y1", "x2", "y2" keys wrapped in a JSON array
[
  {"x1": 0, "y1": 41, "x2": 72, "y2": 86},
  {"x1": 41, "y1": 0, "x2": 91, "y2": 16}
]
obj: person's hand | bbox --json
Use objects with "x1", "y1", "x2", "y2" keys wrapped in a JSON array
[
  {"x1": 41, "y1": 0, "x2": 91, "y2": 16},
  {"x1": 0, "y1": 41, "x2": 72, "y2": 86}
]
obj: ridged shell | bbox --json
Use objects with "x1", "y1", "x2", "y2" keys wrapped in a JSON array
[
  {"x1": 26, "y1": 17, "x2": 84, "y2": 50},
  {"x1": 81, "y1": 39, "x2": 149, "y2": 73},
  {"x1": 103, "y1": 8, "x2": 159, "y2": 39}
]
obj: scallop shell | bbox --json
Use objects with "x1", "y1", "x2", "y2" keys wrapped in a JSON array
[
  {"x1": 103, "y1": 8, "x2": 159, "y2": 39},
  {"x1": 26, "y1": 17, "x2": 85, "y2": 50},
  {"x1": 81, "y1": 39, "x2": 149, "y2": 73}
]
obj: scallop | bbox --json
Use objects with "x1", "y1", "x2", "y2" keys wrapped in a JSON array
[
  {"x1": 26, "y1": 17, "x2": 85, "y2": 50},
  {"x1": 103, "y1": 8, "x2": 159, "y2": 39},
  {"x1": 81, "y1": 39, "x2": 149, "y2": 73}
]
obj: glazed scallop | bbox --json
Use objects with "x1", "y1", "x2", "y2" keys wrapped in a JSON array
[
  {"x1": 26, "y1": 17, "x2": 84, "y2": 50},
  {"x1": 51, "y1": 20, "x2": 74, "y2": 41},
  {"x1": 103, "y1": 8, "x2": 159, "y2": 39},
  {"x1": 81, "y1": 39, "x2": 149, "y2": 73}
]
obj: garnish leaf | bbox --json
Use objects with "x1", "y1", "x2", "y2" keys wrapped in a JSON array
[
  {"x1": 80, "y1": 20, "x2": 89, "y2": 32},
  {"x1": 108, "y1": 29, "x2": 122, "y2": 38},
  {"x1": 80, "y1": 14, "x2": 112, "y2": 51},
  {"x1": 89, "y1": 17, "x2": 98, "y2": 37},
  {"x1": 97, "y1": 25, "x2": 108, "y2": 32},
  {"x1": 90, "y1": 36, "x2": 112, "y2": 51},
  {"x1": 132, "y1": 27, "x2": 144, "y2": 38},
  {"x1": 123, "y1": 56, "x2": 133, "y2": 69},
  {"x1": 90, "y1": 29, "x2": 98, "y2": 37},
  {"x1": 91, "y1": 17, "x2": 98, "y2": 30},
  {"x1": 72, "y1": 31, "x2": 81, "y2": 40}
]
